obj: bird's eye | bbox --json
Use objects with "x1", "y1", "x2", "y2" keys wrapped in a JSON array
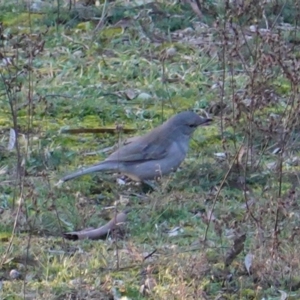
[{"x1": 189, "y1": 124, "x2": 197, "y2": 128}]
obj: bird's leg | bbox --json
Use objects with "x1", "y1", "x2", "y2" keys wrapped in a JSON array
[{"x1": 141, "y1": 180, "x2": 158, "y2": 193}]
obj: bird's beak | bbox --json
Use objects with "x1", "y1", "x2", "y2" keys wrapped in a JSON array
[{"x1": 198, "y1": 118, "x2": 213, "y2": 126}]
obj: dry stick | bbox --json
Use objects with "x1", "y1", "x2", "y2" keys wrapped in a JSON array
[
  {"x1": 270, "y1": 0, "x2": 288, "y2": 30},
  {"x1": 0, "y1": 73, "x2": 23, "y2": 207},
  {"x1": 88, "y1": 0, "x2": 109, "y2": 76},
  {"x1": 272, "y1": 133, "x2": 287, "y2": 254},
  {"x1": 203, "y1": 143, "x2": 244, "y2": 241},
  {"x1": 219, "y1": 15, "x2": 227, "y2": 140},
  {"x1": 161, "y1": 58, "x2": 165, "y2": 119},
  {"x1": 24, "y1": 22, "x2": 33, "y2": 300},
  {"x1": 61, "y1": 128, "x2": 136, "y2": 135},
  {"x1": 234, "y1": 21, "x2": 257, "y2": 169},
  {"x1": 236, "y1": 28, "x2": 258, "y2": 224},
  {"x1": 63, "y1": 211, "x2": 128, "y2": 240},
  {"x1": 235, "y1": 25, "x2": 254, "y2": 63},
  {"x1": 272, "y1": 55, "x2": 298, "y2": 252},
  {"x1": 273, "y1": 87, "x2": 296, "y2": 248},
  {"x1": 93, "y1": 0, "x2": 108, "y2": 32},
  {"x1": 115, "y1": 124, "x2": 125, "y2": 270},
  {"x1": 238, "y1": 35, "x2": 294, "y2": 172},
  {"x1": 228, "y1": 56, "x2": 237, "y2": 151},
  {"x1": 53, "y1": 197, "x2": 67, "y2": 248},
  {"x1": 161, "y1": 55, "x2": 175, "y2": 112},
  {"x1": 0, "y1": 70, "x2": 25, "y2": 266},
  {"x1": 243, "y1": 136, "x2": 259, "y2": 224},
  {"x1": 0, "y1": 195, "x2": 25, "y2": 267},
  {"x1": 0, "y1": 90, "x2": 25, "y2": 268},
  {"x1": 143, "y1": 249, "x2": 157, "y2": 261}
]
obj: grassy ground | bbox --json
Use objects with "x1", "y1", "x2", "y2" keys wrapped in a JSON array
[{"x1": 1, "y1": 0, "x2": 300, "y2": 299}]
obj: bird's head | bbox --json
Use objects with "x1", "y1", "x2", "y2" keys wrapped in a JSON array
[{"x1": 168, "y1": 111, "x2": 212, "y2": 136}]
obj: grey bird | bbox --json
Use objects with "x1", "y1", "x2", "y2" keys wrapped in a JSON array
[{"x1": 59, "y1": 111, "x2": 211, "y2": 183}]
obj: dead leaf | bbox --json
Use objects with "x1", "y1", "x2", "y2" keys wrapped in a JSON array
[
  {"x1": 237, "y1": 145, "x2": 245, "y2": 166},
  {"x1": 123, "y1": 89, "x2": 137, "y2": 100},
  {"x1": 7, "y1": 128, "x2": 16, "y2": 151},
  {"x1": 278, "y1": 290, "x2": 288, "y2": 300},
  {"x1": 168, "y1": 226, "x2": 183, "y2": 237},
  {"x1": 140, "y1": 277, "x2": 157, "y2": 295},
  {"x1": 244, "y1": 252, "x2": 253, "y2": 275}
]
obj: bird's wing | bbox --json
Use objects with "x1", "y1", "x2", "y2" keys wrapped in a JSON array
[{"x1": 107, "y1": 130, "x2": 172, "y2": 162}]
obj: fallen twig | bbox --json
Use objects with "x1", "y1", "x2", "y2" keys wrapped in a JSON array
[{"x1": 63, "y1": 210, "x2": 129, "y2": 240}]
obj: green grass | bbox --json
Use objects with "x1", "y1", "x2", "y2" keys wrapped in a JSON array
[{"x1": 1, "y1": 0, "x2": 300, "y2": 299}]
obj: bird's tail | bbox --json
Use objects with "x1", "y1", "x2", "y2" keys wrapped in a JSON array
[{"x1": 59, "y1": 161, "x2": 119, "y2": 183}]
